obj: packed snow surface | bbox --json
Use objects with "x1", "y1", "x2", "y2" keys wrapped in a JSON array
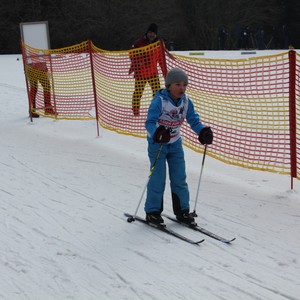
[{"x1": 0, "y1": 54, "x2": 299, "y2": 300}]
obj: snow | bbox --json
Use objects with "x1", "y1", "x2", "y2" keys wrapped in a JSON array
[
  {"x1": 171, "y1": 49, "x2": 290, "y2": 59},
  {"x1": 1, "y1": 53, "x2": 300, "y2": 300}
]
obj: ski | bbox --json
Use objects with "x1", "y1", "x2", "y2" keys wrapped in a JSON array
[
  {"x1": 124, "y1": 213, "x2": 204, "y2": 245},
  {"x1": 162, "y1": 214, "x2": 236, "y2": 244}
]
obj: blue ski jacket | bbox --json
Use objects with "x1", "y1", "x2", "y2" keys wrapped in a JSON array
[{"x1": 145, "y1": 89, "x2": 205, "y2": 144}]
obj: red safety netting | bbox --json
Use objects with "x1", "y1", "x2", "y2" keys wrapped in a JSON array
[
  {"x1": 22, "y1": 41, "x2": 95, "y2": 119},
  {"x1": 91, "y1": 40, "x2": 167, "y2": 137},
  {"x1": 168, "y1": 53, "x2": 292, "y2": 175},
  {"x1": 21, "y1": 41, "x2": 300, "y2": 180}
]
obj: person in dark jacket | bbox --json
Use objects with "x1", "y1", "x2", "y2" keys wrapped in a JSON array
[
  {"x1": 144, "y1": 68, "x2": 213, "y2": 225},
  {"x1": 129, "y1": 23, "x2": 167, "y2": 116},
  {"x1": 218, "y1": 26, "x2": 228, "y2": 50},
  {"x1": 256, "y1": 26, "x2": 265, "y2": 50}
]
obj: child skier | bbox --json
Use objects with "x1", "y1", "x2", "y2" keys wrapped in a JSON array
[{"x1": 145, "y1": 67, "x2": 213, "y2": 225}]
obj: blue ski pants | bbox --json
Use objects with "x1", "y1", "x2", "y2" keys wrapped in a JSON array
[{"x1": 145, "y1": 139, "x2": 190, "y2": 214}]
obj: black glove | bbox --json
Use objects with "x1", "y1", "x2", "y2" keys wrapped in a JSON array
[
  {"x1": 153, "y1": 125, "x2": 171, "y2": 143},
  {"x1": 198, "y1": 127, "x2": 213, "y2": 145}
]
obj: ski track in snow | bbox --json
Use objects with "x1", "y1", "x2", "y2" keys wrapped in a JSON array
[{"x1": 0, "y1": 54, "x2": 300, "y2": 299}]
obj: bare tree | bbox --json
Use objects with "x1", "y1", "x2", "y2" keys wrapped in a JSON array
[
  {"x1": 180, "y1": 0, "x2": 282, "y2": 49},
  {"x1": 0, "y1": 0, "x2": 297, "y2": 53}
]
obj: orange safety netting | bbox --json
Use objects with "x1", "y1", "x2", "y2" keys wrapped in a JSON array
[
  {"x1": 91, "y1": 40, "x2": 167, "y2": 137},
  {"x1": 22, "y1": 41, "x2": 95, "y2": 119},
  {"x1": 296, "y1": 52, "x2": 300, "y2": 180},
  {"x1": 21, "y1": 41, "x2": 300, "y2": 180},
  {"x1": 170, "y1": 52, "x2": 292, "y2": 175}
]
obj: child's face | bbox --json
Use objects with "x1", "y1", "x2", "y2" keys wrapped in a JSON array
[{"x1": 167, "y1": 81, "x2": 187, "y2": 100}]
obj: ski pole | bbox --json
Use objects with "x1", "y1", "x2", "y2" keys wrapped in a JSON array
[
  {"x1": 192, "y1": 144, "x2": 208, "y2": 217},
  {"x1": 127, "y1": 144, "x2": 163, "y2": 222}
]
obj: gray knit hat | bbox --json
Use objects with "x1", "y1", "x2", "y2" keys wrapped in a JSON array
[{"x1": 165, "y1": 68, "x2": 188, "y2": 87}]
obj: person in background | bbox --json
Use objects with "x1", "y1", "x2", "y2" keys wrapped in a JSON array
[
  {"x1": 144, "y1": 68, "x2": 213, "y2": 225},
  {"x1": 279, "y1": 24, "x2": 291, "y2": 49},
  {"x1": 129, "y1": 23, "x2": 167, "y2": 116},
  {"x1": 26, "y1": 59, "x2": 55, "y2": 118},
  {"x1": 239, "y1": 26, "x2": 251, "y2": 49},
  {"x1": 256, "y1": 26, "x2": 266, "y2": 50},
  {"x1": 218, "y1": 26, "x2": 229, "y2": 50}
]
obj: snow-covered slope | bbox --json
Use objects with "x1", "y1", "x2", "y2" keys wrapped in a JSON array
[{"x1": 0, "y1": 54, "x2": 299, "y2": 300}]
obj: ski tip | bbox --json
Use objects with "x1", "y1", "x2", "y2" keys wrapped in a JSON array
[
  {"x1": 195, "y1": 239, "x2": 205, "y2": 245},
  {"x1": 223, "y1": 237, "x2": 236, "y2": 244}
]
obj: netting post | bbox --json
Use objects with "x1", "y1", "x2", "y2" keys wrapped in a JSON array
[
  {"x1": 88, "y1": 40, "x2": 100, "y2": 137},
  {"x1": 288, "y1": 50, "x2": 297, "y2": 189},
  {"x1": 48, "y1": 52, "x2": 57, "y2": 118},
  {"x1": 20, "y1": 41, "x2": 33, "y2": 122},
  {"x1": 45, "y1": 51, "x2": 58, "y2": 119}
]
